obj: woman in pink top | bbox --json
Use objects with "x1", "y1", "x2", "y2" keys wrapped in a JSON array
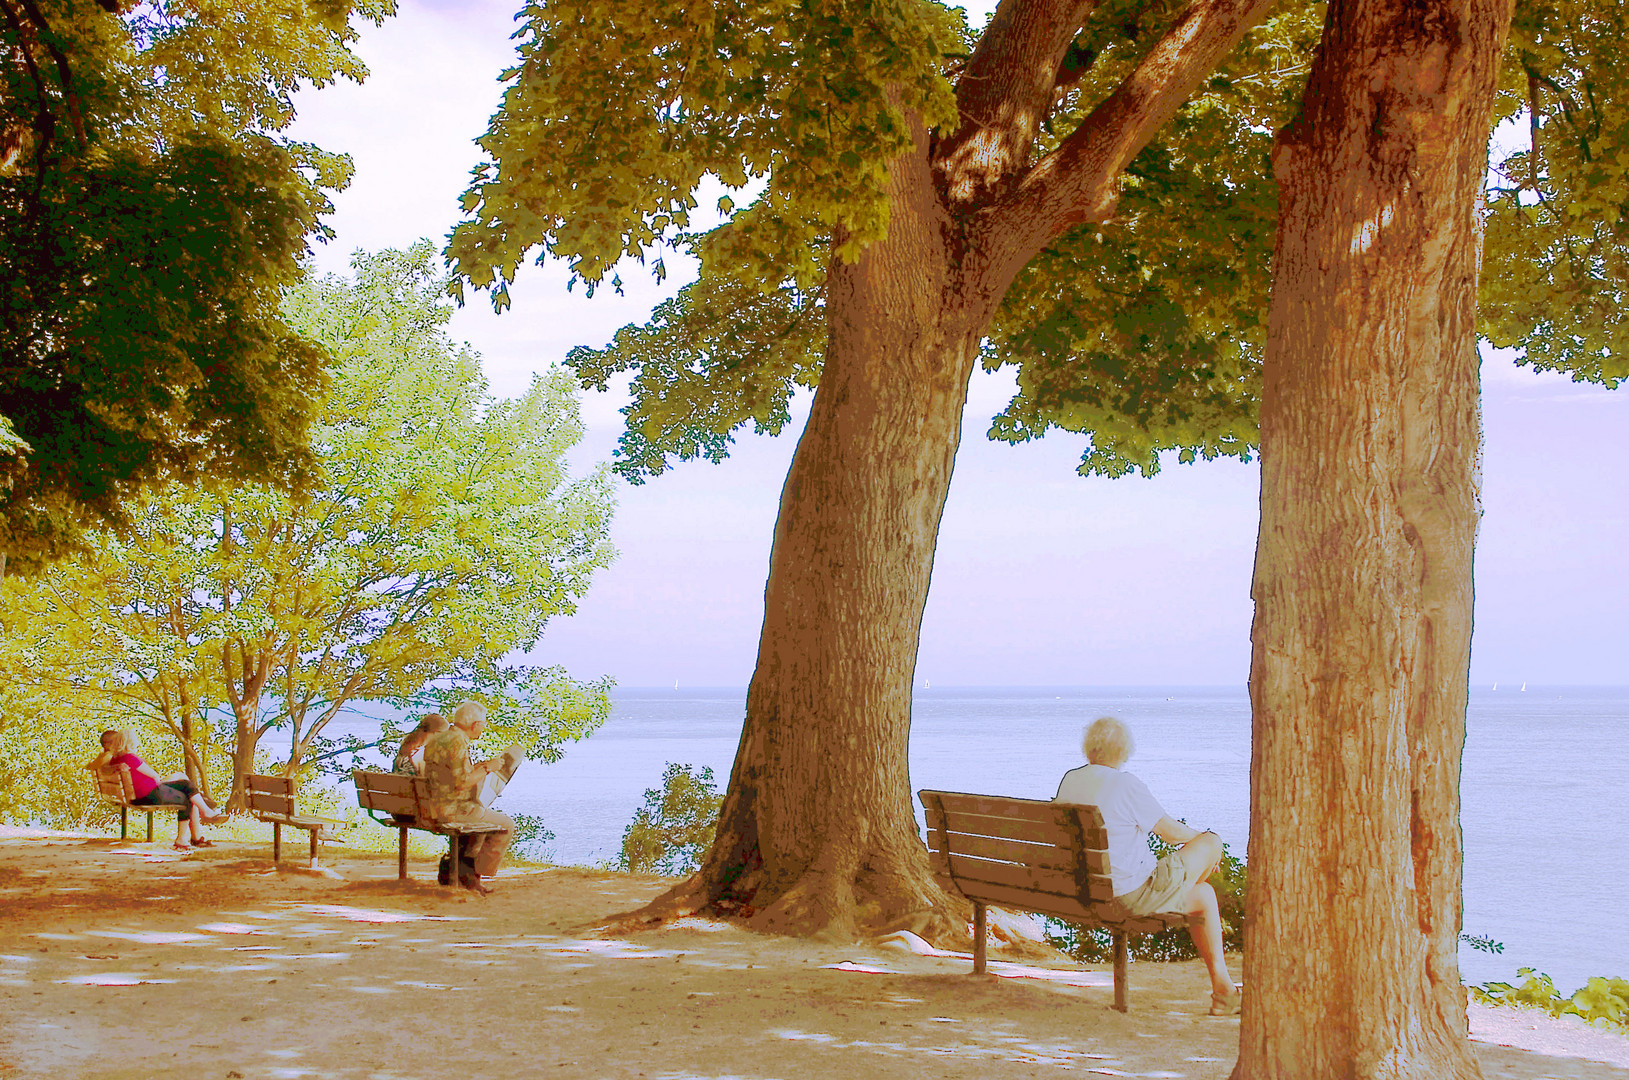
[{"x1": 87, "y1": 730, "x2": 223, "y2": 851}]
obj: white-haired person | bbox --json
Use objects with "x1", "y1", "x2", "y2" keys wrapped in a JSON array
[
  {"x1": 1054, "y1": 715, "x2": 1241, "y2": 1015},
  {"x1": 86, "y1": 729, "x2": 224, "y2": 852},
  {"x1": 421, "y1": 701, "x2": 513, "y2": 894}
]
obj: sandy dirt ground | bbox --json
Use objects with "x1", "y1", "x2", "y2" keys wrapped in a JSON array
[{"x1": 2, "y1": 826, "x2": 1625, "y2": 1080}]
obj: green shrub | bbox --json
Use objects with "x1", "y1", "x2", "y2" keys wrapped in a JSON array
[
  {"x1": 1473, "y1": 969, "x2": 1629, "y2": 1031},
  {"x1": 617, "y1": 763, "x2": 723, "y2": 875},
  {"x1": 1044, "y1": 833, "x2": 1246, "y2": 963},
  {"x1": 509, "y1": 812, "x2": 556, "y2": 863}
]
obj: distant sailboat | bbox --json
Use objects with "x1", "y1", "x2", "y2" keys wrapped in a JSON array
[
  {"x1": 674, "y1": 679, "x2": 679, "y2": 690},
  {"x1": 1520, "y1": 682, "x2": 1527, "y2": 692},
  {"x1": 1492, "y1": 682, "x2": 1498, "y2": 690}
]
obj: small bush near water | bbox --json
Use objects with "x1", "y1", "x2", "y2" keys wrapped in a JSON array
[
  {"x1": 1473, "y1": 969, "x2": 1629, "y2": 1031},
  {"x1": 618, "y1": 763, "x2": 723, "y2": 875}
]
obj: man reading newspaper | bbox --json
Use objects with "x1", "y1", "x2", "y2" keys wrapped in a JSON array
[{"x1": 422, "y1": 701, "x2": 520, "y2": 894}]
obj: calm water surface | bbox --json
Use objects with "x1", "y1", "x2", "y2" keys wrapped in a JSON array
[{"x1": 343, "y1": 685, "x2": 1628, "y2": 992}]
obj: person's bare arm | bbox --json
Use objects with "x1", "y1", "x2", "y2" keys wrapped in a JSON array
[{"x1": 1153, "y1": 816, "x2": 1203, "y2": 844}]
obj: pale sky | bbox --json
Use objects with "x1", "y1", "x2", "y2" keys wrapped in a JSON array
[{"x1": 287, "y1": 0, "x2": 1629, "y2": 689}]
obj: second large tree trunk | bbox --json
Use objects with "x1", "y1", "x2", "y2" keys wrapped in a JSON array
[{"x1": 1237, "y1": 0, "x2": 1512, "y2": 1075}]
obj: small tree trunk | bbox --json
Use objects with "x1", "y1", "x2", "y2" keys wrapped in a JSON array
[{"x1": 1237, "y1": 0, "x2": 1512, "y2": 1075}]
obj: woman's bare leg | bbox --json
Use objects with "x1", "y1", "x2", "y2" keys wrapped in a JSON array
[{"x1": 1185, "y1": 881, "x2": 1234, "y2": 996}]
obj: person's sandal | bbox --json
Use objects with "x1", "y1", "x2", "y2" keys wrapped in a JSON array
[
  {"x1": 171, "y1": 842, "x2": 192, "y2": 853},
  {"x1": 1209, "y1": 986, "x2": 1243, "y2": 1016},
  {"x1": 191, "y1": 838, "x2": 215, "y2": 848}
]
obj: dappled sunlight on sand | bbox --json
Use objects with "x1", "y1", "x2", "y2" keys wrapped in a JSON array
[
  {"x1": 285, "y1": 903, "x2": 464, "y2": 923},
  {"x1": 823, "y1": 957, "x2": 1113, "y2": 988}
]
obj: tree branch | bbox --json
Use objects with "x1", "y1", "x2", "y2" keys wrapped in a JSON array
[
  {"x1": 935, "y1": 0, "x2": 1101, "y2": 208},
  {"x1": 974, "y1": 0, "x2": 1279, "y2": 284}
]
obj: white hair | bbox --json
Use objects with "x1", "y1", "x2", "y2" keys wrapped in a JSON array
[
  {"x1": 451, "y1": 700, "x2": 488, "y2": 730},
  {"x1": 1083, "y1": 716, "x2": 1134, "y2": 768}
]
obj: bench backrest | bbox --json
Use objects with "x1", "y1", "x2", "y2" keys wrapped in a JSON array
[
  {"x1": 918, "y1": 790, "x2": 1117, "y2": 922},
  {"x1": 246, "y1": 773, "x2": 298, "y2": 819},
  {"x1": 352, "y1": 770, "x2": 425, "y2": 820},
  {"x1": 92, "y1": 764, "x2": 138, "y2": 806}
]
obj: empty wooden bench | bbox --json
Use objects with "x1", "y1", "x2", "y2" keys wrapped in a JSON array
[
  {"x1": 245, "y1": 773, "x2": 345, "y2": 869},
  {"x1": 919, "y1": 789, "x2": 1188, "y2": 1011},
  {"x1": 352, "y1": 770, "x2": 505, "y2": 885},
  {"x1": 90, "y1": 764, "x2": 172, "y2": 842}
]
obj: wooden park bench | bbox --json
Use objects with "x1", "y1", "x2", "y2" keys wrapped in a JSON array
[
  {"x1": 245, "y1": 773, "x2": 346, "y2": 870},
  {"x1": 352, "y1": 770, "x2": 505, "y2": 886},
  {"x1": 918, "y1": 789, "x2": 1188, "y2": 1012},
  {"x1": 90, "y1": 764, "x2": 172, "y2": 842}
]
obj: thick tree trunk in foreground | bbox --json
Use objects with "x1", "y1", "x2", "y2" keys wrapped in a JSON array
[{"x1": 1238, "y1": 0, "x2": 1511, "y2": 1075}]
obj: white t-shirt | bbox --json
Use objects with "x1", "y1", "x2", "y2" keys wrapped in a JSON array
[{"x1": 1054, "y1": 763, "x2": 1168, "y2": 896}]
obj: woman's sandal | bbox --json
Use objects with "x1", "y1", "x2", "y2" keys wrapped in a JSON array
[
  {"x1": 171, "y1": 843, "x2": 192, "y2": 853},
  {"x1": 191, "y1": 838, "x2": 215, "y2": 848},
  {"x1": 1209, "y1": 986, "x2": 1244, "y2": 1016}
]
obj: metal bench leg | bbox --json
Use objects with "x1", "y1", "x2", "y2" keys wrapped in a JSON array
[
  {"x1": 309, "y1": 827, "x2": 320, "y2": 869},
  {"x1": 144, "y1": 811, "x2": 153, "y2": 843},
  {"x1": 445, "y1": 834, "x2": 460, "y2": 888},
  {"x1": 118, "y1": 808, "x2": 128, "y2": 840},
  {"x1": 397, "y1": 827, "x2": 408, "y2": 881},
  {"x1": 1112, "y1": 930, "x2": 1129, "y2": 1012},
  {"x1": 272, "y1": 821, "x2": 282, "y2": 864},
  {"x1": 972, "y1": 901, "x2": 987, "y2": 975}
]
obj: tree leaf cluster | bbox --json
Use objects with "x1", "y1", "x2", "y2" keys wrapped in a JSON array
[
  {"x1": 0, "y1": 0, "x2": 393, "y2": 569},
  {"x1": 447, "y1": 0, "x2": 965, "y2": 305},
  {"x1": 1482, "y1": 0, "x2": 1629, "y2": 386}
]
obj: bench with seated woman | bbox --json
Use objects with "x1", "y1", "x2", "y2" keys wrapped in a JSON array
[
  {"x1": 1055, "y1": 716, "x2": 1242, "y2": 1016},
  {"x1": 86, "y1": 729, "x2": 224, "y2": 852}
]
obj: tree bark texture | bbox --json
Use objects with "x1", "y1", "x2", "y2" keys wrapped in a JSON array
[
  {"x1": 1237, "y1": 0, "x2": 1512, "y2": 1075},
  {"x1": 698, "y1": 133, "x2": 989, "y2": 941},
  {"x1": 619, "y1": 0, "x2": 1285, "y2": 940}
]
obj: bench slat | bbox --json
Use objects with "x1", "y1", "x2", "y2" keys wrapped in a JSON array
[
  {"x1": 930, "y1": 791, "x2": 1076, "y2": 822},
  {"x1": 937, "y1": 809, "x2": 1075, "y2": 847},
  {"x1": 946, "y1": 878, "x2": 1098, "y2": 922},
  {"x1": 941, "y1": 833, "x2": 1111, "y2": 882},
  {"x1": 947, "y1": 853, "x2": 1084, "y2": 898},
  {"x1": 928, "y1": 831, "x2": 1073, "y2": 868},
  {"x1": 926, "y1": 800, "x2": 1111, "y2": 851},
  {"x1": 246, "y1": 775, "x2": 295, "y2": 796},
  {"x1": 248, "y1": 791, "x2": 296, "y2": 816}
]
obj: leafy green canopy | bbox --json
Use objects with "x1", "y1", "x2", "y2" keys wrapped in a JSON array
[
  {"x1": 455, "y1": 0, "x2": 1623, "y2": 487},
  {"x1": 0, "y1": 0, "x2": 393, "y2": 571},
  {"x1": 448, "y1": 0, "x2": 964, "y2": 303},
  {"x1": 450, "y1": 0, "x2": 1314, "y2": 481}
]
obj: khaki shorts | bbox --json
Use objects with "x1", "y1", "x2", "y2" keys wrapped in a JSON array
[{"x1": 1118, "y1": 851, "x2": 1203, "y2": 917}]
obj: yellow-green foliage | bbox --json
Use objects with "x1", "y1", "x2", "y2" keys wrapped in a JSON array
[{"x1": 1474, "y1": 969, "x2": 1629, "y2": 1032}]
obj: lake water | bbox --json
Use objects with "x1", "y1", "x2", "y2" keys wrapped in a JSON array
[{"x1": 342, "y1": 684, "x2": 1628, "y2": 993}]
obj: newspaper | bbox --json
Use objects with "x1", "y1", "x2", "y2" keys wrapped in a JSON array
[{"x1": 478, "y1": 743, "x2": 526, "y2": 806}]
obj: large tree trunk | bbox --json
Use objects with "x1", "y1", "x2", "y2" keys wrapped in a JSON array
[
  {"x1": 630, "y1": 125, "x2": 987, "y2": 941},
  {"x1": 1237, "y1": 0, "x2": 1512, "y2": 1075}
]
